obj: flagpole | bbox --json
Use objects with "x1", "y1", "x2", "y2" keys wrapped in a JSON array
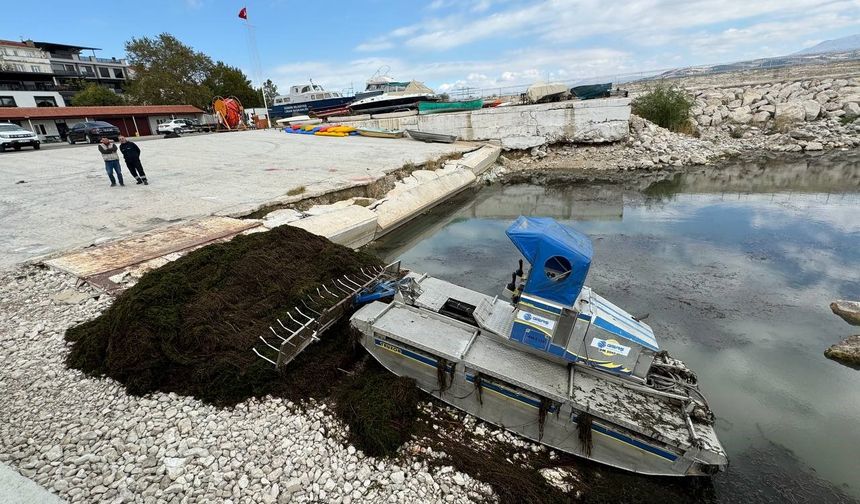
[{"x1": 242, "y1": 7, "x2": 271, "y2": 128}]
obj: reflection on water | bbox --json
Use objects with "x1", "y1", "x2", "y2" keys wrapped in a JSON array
[{"x1": 369, "y1": 150, "x2": 860, "y2": 503}]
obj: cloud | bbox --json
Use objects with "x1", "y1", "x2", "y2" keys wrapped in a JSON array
[
  {"x1": 270, "y1": 47, "x2": 632, "y2": 95},
  {"x1": 274, "y1": 0, "x2": 860, "y2": 97},
  {"x1": 355, "y1": 38, "x2": 394, "y2": 52}
]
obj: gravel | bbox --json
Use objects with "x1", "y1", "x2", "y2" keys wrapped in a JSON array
[{"x1": 0, "y1": 266, "x2": 495, "y2": 503}]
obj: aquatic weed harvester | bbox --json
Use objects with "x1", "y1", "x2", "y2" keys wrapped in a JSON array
[{"x1": 255, "y1": 216, "x2": 728, "y2": 477}]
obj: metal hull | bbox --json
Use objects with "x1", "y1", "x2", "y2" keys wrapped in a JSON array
[
  {"x1": 366, "y1": 335, "x2": 706, "y2": 476},
  {"x1": 350, "y1": 274, "x2": 727, "y2": 477}
]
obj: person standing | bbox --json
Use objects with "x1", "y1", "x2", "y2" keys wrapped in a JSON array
[
  {"x1": 118, "y1": 136, "x2": 148, "y2": 185},
  {"x1": 98, "y1": 137, "x2": 123, "y2": 187}
]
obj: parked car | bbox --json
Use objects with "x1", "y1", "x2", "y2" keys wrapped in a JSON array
[
  {"x1": 0, "y1": 123, "x2": 40, "y2": 152},
  {"x1": 157, "y1": 119, "x2": 194, "y2": 135},
  {"x1": 66, "y1": 121, "x2": 120, "y2": 144}
]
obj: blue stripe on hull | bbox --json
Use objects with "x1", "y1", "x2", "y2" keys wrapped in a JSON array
[
  {"x1": 464, "y1": 374, "x2": 557, "y2": 413},
  {"x1": 572, "y1": 414, "x2": 679, "y2": 461}
]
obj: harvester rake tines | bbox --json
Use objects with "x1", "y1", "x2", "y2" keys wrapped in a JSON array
[
  {"x1": 258, "y1": 336, "x2": 280, "y2": 353},
  {"x1": 276, "y1": 318, "x2": 294, "y2": 334},
  {"x1": 294, "y1": 307, "x2": 314, "y2": 322},
  {"x1": 301, "y1": 299, "x2": 322, "y2": 316},
  {"x1": 252, "y1": 348, "x2": 278, "y2": 367},
  {"x1": 322, "y1": 284, "x2": 339, "y2": 298},
  {"x1": 341, "y1": 275, "x2": 362, "y2": 289},
  {"x1": 269, "y1": 326, "x2": 288, "y2": 342}
]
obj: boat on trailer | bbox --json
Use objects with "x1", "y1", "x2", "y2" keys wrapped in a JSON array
[{"x1": 350, "y1": 217, "x2": 727, "y2": 477}]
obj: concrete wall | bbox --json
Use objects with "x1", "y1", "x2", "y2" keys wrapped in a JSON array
[
  {"x1": 0, "y1": 91, "x2": 65, "y2": 108},
  {"x1": 337, "y1": 98, "x2": 631, "y2": 149}
]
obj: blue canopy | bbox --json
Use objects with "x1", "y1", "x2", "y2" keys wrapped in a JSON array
[{"x1": 506, "y1": 216, "x2": 592, "y2": 307}]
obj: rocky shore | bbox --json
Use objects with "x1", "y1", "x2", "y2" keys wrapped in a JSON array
[
  {"x1": 0, "y1": 267, "x2": 490, "y2": 503},
  {"x1": 504, "y1": 76, "x2": 860, "y2": 174},
  {"x1": 0, "y1": 266, "x2": 587, "y2": 503}
]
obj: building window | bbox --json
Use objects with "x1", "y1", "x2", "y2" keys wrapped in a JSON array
[
  {"x1": 80, "y1": 66, "x2": 94, "y2": 76},
  {"x1": 36, "y1": 124, "x2": 47, "y2": 135},
  {"x1": 99, "y1": 67, "x2": 110, "y2": 78},
  {"x1": 113, "y1": 68, "x2": 124, "y2": 79},
  {"x1": 13, "y1": 64, "x2": 24, "y2": 72},
  {"x1": 34, "y1": 96, "x2": 57, "y2": 107},
  {"x1": 31, "y1": 65, "x2": 41, "y2": 73},
  {"x1": 0, "y1": 96, "x2": 17, "y2": 107}
]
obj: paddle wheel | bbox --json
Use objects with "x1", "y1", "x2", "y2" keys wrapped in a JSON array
[{"x1": 213, "y1": 96, "x2": 246, "y2": 130}]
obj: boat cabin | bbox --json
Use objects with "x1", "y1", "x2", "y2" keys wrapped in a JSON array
[
  {"x1": 476, "y1": 217, "x2": 658, "y2": 379},
  {"x1": 272, "y1": 83, "x2": 344, "y2": 106}
]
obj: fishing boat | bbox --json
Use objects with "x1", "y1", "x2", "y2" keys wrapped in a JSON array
[
  {"x1": 406, "y1": 130, "x2": 457, "y2": 144},
  {"x1": 350, "y1": 81, "x2": 438, "y2": 115},
  {"x1": 357, "y1": 127, "x2": 405, "y2": 139},
  {"x1": 571, "y1": 83, "x2": 612, "y2": 100},
  {"x1": 526, "y1": 82, "x2": 570, "y2": 103},
  {"x1": 269, "y1": 80, "x2": 353, "y2": 120},
  {"x1": 418, "y1": 99, "x2": 484, "y2": 115},
  {"x1": 350, "y1": 217, "x2": 728, "y2": 477}
]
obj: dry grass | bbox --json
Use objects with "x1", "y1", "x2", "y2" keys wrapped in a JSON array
[{"x1": 287, "y1": 185, "x2": 306, "y2": 196}]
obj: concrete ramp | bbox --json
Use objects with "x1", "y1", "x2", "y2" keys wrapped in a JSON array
[
  {"x1": 373, "y1": 168, "x2": 477, "y2": 234},
  {"x1": 0, "y1": 463, "x2": 64, "y2": 504}
]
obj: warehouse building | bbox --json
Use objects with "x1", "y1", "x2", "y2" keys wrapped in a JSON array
[{"x1": 0, "y1": 105, "x2": 204, "y2": 141}]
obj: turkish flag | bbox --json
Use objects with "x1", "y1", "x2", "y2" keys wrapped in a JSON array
[{"x1": 238, "y1": 7, "x2": 247, "y2": 19}]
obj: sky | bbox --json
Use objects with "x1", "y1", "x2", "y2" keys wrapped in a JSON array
[{"x1": 4, "y1": 0, "x2": 860, "y2": 96}]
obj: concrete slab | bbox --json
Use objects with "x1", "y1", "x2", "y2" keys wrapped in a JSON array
[
  {"x1": 374, "y1": 168, "x2": 476, "y2": 234},
  {"x1": 0, "y1": 463, "x2": 64, "y2": 504},
  {"x1": 0, "y1": 129, "x2": 470, "y2": 268},
  {"x1": 44, "y1": 216, "x2": 259, "y2": 278},
  {"x1": 289, "y1": 205, "x2": 378, "y2": 249}
]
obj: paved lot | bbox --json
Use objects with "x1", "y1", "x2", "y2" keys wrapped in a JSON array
[{"x1": 0, "y1": 129, "x2": 471, "y2": 268}]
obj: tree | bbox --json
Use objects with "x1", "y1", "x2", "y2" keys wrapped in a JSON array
[
  {"x1": 262, "y1": 79, "x2": 278, "y2": 106},
  {"x1": 204, "y1": 62, "x2": 261, "y2": 108},
  {"x1": 124, "y1": 33, "x2": 213, "y2": 109},
  {"x1": 70, "y1": 84, "x2": 125, "y2": 106}
]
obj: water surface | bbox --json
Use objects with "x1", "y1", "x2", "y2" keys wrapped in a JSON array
[{"x1": 369, "y1": 150, "x2": 860, "y2": 503}]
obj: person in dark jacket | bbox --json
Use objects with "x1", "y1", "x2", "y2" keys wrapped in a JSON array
[{"x1": 118, "y1": 136, "x2": 148, "y2": 185}]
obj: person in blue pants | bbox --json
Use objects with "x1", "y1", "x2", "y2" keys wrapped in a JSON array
[{"x1": 97, "y1": 137, "x2": 124, "y2": 187}]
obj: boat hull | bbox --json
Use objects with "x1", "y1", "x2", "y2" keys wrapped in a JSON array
[
  {"x1": 357, "y1": 128, "x2": 404, "y2": 139},
  {"x1": 350, "y1": 273, "x2": 728, "y2": 478},
  {"x1": 360, "y1": 330, "x2": 719, "y2": 476},
  {"x1": 406, "y1": 130, "x2": 457, "y2": 143},
  {"x1": 418, "y1": 99, "x2": 484, "y2": 115},
  {"x1": 269, "y1": 96, "x2": 354, "y2": 120}
]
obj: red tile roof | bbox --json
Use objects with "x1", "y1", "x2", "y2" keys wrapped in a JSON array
[
  {"x1": 0, "y1": 105, "x2": 205, "y2": 120},
  {"x1": 0, "y1": 40, "x2": 33, "y2": 48}
]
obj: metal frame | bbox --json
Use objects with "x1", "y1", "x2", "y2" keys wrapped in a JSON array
[{"x1": 252, "y1": 262, "x2": 401, "y2": 368}]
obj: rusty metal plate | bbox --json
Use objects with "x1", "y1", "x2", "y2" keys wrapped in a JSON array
[{"x1": 44, "y1": 217, "x2": 260, "y2": 279}]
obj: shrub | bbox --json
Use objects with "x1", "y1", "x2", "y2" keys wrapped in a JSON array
[
  {"x1": 632, "y1": 84, "x2": 693, "y2": 133},
  {"x1": 840, "y1": 114, "x2": 858, "y2": 125}
]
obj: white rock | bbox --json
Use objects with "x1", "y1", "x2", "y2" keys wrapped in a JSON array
[
  {"x1": 844, "y1": 102, "x2": 860, "y2": 116},
  {"x1": 774, "y1": 102, "x2": 805, "y2": 122},
  {"x1": 804, "y1": 141, "x2": 823, "y2": 151},
  {"x1": 390, "y1": 471, "x2": 405, "y2": 485}
]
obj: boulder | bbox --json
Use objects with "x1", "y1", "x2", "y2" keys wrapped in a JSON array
[
  {"x1": 774, "y1": 102, "x2": 805, "y2": 122},
  {"x1": 752, "y1": 111, "x2": 771, "y2": 123},
  {"x1": 696, "y1": 114, "x2": 712, "y2": 127},
  {"x1": 742, "y1": 91, "x2": 762, "y2": 106},
  {"x1": 728, "y1": 106, "x2": 752, "y2": 124},
  {"x1": 831, "y1": 300, "x2": 860, "y2": 326},
  {"x1": 801, "y1": 100, "x2": 821, "y2": 121},
  {"x1": 759, "y1": 104, "x2": 776, "y2": 113},
  {"x1": 844, "y1": 102, "x2": 860, "y2": 117},
  {"x1": 804, "y1": 141, "x2": 823, "y2": 151},
  {"x1": 824, "y1": 335, "x2": 860, "y2": 368},
  {"x1": 727, "y1": 99, "x2": 742, "y2": 109}
]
